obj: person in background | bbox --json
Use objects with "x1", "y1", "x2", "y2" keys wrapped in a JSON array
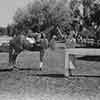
[
  {"x1": 49, "y1": 35, "x2": 57, "y2": 50},
  {"x1": 65, "y1": 31, "x2": 76, "y2": 48}
]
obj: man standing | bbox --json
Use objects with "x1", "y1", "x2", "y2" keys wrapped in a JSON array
[{"x1": 49, "y1": 35, "x2": 56, "y2": 50}]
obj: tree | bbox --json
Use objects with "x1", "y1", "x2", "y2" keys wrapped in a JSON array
[
  {"x1": 69, "y1": 0, "x2": 100, "y2": 39},
  {"x1": 12, "y1": 0, "x2": 71, "y2": 36},
  {"x1": 0, "y1": 27, "x2": 8, "y2": 35}
]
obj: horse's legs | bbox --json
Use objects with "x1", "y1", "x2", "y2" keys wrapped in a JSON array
[
  {"x1": 12, "y1": 52, "x2": 18, "y2": 66},
  {"x1": 10, "y1": 50, "x2": 21, "y2": 70},
  {"x1": 9, "y1": 45, "x2": 15, "y2": 67},
  {"x1": 40, "y1": 49, "x2": 45, "y2": 69},
  {"x1": 9, "y1": 45, "x2": 21, "y2": 69}
]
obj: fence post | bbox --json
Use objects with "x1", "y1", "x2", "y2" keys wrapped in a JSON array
[
  {"x1": 65, "y1": 50, "x2": 70, "y2": 76},
  {"x1": 65, "y1": 49, "x2": 76, "y2": 76}
]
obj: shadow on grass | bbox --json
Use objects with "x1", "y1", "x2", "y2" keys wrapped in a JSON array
[
  {"x1": 29, "y1": 73, "x2": 65, "y2": 78},
  {"x1": 0, "y1": 68, "x2": 40, "y2": 72},
  {"x1": 0, "y1": 68, "x2": 100, "y2": 78},
  {"x1": 71, "y1": 74, "x2": 100, "y2": 78},
  {"x1": 0, "y1": 68, "x2": 13, "y2": 72},
  {"x1": 29, "y1": 73, "x2": 100, "y2": 78},
  {"x1": 77, "y1": 56, "x2": 100, "y2": 62},
  {"x1": 19, "y1": 68, "x2": 40, "y2": 71}
]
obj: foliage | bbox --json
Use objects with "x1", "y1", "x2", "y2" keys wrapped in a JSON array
[
  {"x1": 12, "y1": 0, "x2": 71, "y2": 36},
  {"x1": 0, "y1": 27, "x2": 7, "y2": 36},
  {"x1": 69, "y1": 0, "x2": 100, "y2": 39},
  {"x1": 10, "y1": 0, "x2": 100, "y2": 39}
]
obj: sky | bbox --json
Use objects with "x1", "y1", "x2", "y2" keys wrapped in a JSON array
[{"x1": 0, "y1": 0, "x2": 34, "y2": 27}]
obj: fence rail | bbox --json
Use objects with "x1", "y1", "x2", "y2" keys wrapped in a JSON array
[{"x1": 65, "y1": 48, "x2": 100, "y2": 76}]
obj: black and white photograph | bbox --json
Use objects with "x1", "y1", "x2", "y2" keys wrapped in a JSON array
[{"x1": 0, "y1": 0, "x2": 100, "y2": 99}]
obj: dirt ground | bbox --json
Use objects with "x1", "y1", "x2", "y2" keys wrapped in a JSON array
[{"x1": 0, "y1": 43, "x2": 100, "y2": 100}]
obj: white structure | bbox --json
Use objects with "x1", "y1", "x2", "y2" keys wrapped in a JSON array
[
  {"x1": 0, "y1": 35, "x2": 12, "y2": 46},
  {"x1": 65, "y1": 48, "x2": 100, "y2": 76}
]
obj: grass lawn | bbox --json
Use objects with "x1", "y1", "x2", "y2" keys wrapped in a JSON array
[{"x1": 0, "y1": 43, "x2": 99, "y2": 99}]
